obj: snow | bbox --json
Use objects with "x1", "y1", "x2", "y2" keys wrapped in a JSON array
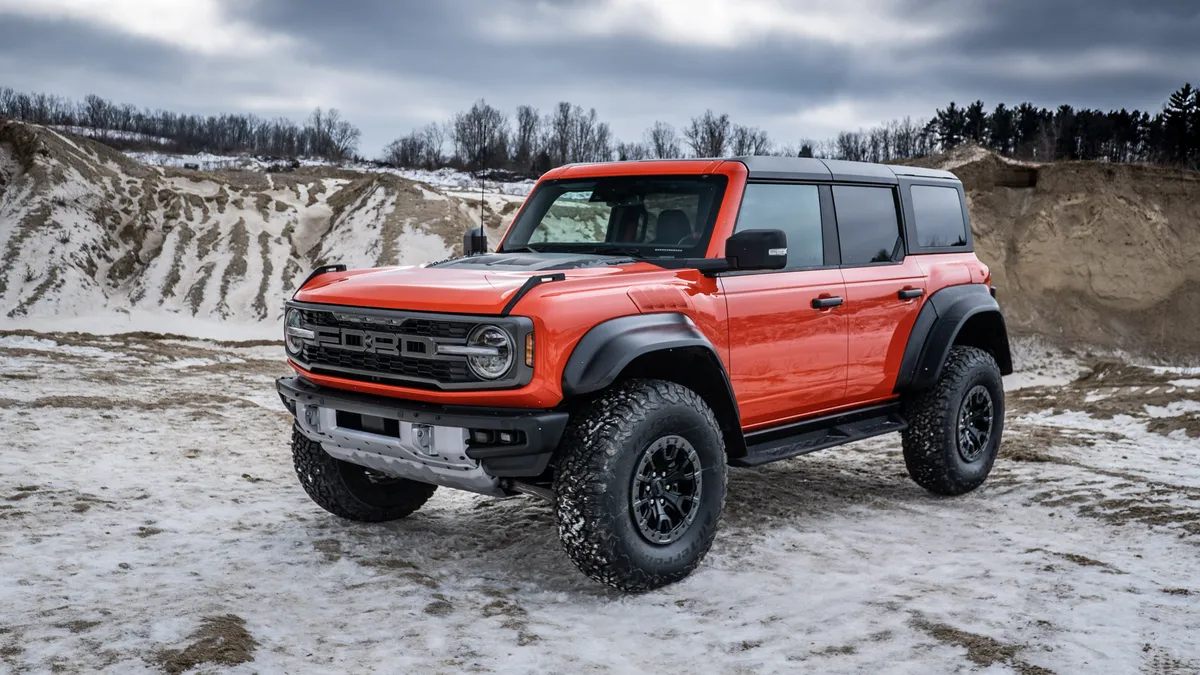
[
  {"x1": 125, "y1": 151, "x2": 537, "y2": 197},
  {"x1": 416, "y1": 184, "x2": 448, "y2": 201},
  {"x1": 393, "y1": 224, "x2": 453, "y2": 266},
  {"x1": 52, "y1": 126, "x2": 173, "y2": 147},
  {"x1": 1145, "y1": 400, "x2": 1200, "y2": 417},
  {"x1": 0, "y1": 311, "x2": 281, "y2": 341},
  {"x1": 2, "y1": 336, "x2": 1198, "y2": 673},
  {"x1": 1002, "y1": 339, "x2": 1087, "y2": 391}
]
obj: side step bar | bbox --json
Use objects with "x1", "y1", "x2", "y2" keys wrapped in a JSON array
[{"x1": 732, "y1": 403, "x2": 907, "y2": 467}]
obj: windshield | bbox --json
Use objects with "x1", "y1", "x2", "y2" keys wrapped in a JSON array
[{"x1": 501, "y1": 175, "x2": 728, "y2": 258}]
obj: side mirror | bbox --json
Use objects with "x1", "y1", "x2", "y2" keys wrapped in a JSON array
[
  {"x1": 725, "y1": 229, "x2": 787, "y2": 271},
  {"x1": 463, "y1": 226, "x2": 487, "y2": 256}
]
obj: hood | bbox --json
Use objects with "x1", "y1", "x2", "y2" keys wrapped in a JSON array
[{"x1": 293, "y1": 253, "x2": 657, "y2": 314}]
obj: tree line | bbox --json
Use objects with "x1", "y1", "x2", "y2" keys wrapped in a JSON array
[
  {"x1": 382, "y1": 102, "x2": 792, "y2": 172},
  {"x1": 923, "y1": 85, "x2": 1200, "y2": 166},
  {"x1": 388, "y1": 83, "x2": 1200, "y2": 172},
  {"x1": 0, "y1": 87, "x2": 362, "y2": 161},
  {"x1": 4, "y1": 83, "x2": 1200, "y2": 171}
]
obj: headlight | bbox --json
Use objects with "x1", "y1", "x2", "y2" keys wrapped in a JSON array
[
  {"x1": 465, "y1": 325, "x2": 513, "y2": 379},
  {"x1": 284, "y1": 308, "x2": 310, "y2": 356}
]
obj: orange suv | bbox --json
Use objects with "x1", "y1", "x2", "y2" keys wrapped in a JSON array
[{"x1": 277, "y1": 157, "x2": 1012, "y2": 591}]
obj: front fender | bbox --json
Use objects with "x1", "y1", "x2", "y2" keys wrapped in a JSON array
[{"x1": 562, "y1": 313, "x2": 720, "y2": 396}]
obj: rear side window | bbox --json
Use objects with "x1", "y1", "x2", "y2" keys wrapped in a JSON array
[
  {"x1": 832, "y1": 186, "x2": 903, "y2": 265},
  {"x1": 911, "y1": 185, "x2": 968, "y2": 248},
  {"x1": 734, "y1": 183, "x2": 823, "y2": 268}
]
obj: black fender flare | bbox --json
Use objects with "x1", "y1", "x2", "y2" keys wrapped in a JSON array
[
  {"x1": 894, "y1": 284, "x2": 1012, "y2": 392},
  {"x1": 561, "y1": 312, "x2": 745, "y2": 456},
  {"x1": 563, "y1": 313, "x2": 730, "y2": 397}
]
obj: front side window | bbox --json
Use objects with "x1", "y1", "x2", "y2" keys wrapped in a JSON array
[
  {"x1": 833, "y1": 185, "x2": 903, "y2": 265},
  {"x1": 734, "y1": 183, "x2": 824, "y2": 268},
  {"x1": 911, "y1": 185, "x2": 968, "y2": 248},
  {"x1": 501, "y1": 176, "x2": 727, "y2": 258}
]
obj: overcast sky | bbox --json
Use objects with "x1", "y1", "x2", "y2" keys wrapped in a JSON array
[{"x1": 1, "y1": 0, "x2": 1197, "y2": 156}]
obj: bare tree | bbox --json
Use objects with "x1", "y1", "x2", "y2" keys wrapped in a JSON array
[
  {"x1": 544, "y1": 102, "x2": 573, "y2": 166},
  {"x1": 451, "y1": 99, "x2": 509, "y2": 170},
  {"x1": 683, "y1": 110, "x2": 731, "y2": 157},
  {"x1": 616, "y1": 142, "x2": 649, "y2": 161},
  {"x1": 381, "y1": 123, "x2": 443, "y2": 169},
  {"x1": 538, "y1": 102, "x2": 612, "y2": 166},
  {"x1": 730, "y1": 124, "x2": 771, "y2": 155},
  {"x1": 82, "y1": 94, "x2": 111, "y2": 135},
  {"x1": 0, "y1": 87, "x2": 13, "y2": 118},
  {"x1": 834, "y1": 131, "x2": 867, "y2": 161},
  {"x1": 645, "y1": 121, "x2": 681, "y2": 159},
  {"x1": 512, "y1": 105, "x2": 540, "y2": 169}
]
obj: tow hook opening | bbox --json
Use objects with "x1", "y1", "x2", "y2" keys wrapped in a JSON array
[
  {"x1": 303, "y1": 405, "x2": 320, "y2": 430},
  {"x1": 502, "y1": 479, "x2": 554, "y2": 502}
]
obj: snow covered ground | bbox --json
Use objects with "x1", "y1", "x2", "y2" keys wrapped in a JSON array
[
  {"x1": 2, "y1": 333, "x2": 1198, "y2": 674},
  {"x1": 125, "y1": 151, "x2": 537, "y2": 197}
]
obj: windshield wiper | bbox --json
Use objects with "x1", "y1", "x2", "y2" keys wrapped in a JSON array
[
  {"x1": 589, "y1": 246, "x2": 647, "y2": 259},
  {"x1": 501, "y1": 244, "x2": 542, "y2": 254}
]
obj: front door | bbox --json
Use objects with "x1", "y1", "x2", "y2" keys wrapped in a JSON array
[{"x1": 720, "y1": 182, "x2": 848, "y2": 429}]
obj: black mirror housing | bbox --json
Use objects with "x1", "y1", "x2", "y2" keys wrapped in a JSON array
[
  {"x1": 463, "y1": 226, "x2": 487, "y2": 256},
  {"x1": 725, "y1": 229, "x2": 787, "y2": 271}
]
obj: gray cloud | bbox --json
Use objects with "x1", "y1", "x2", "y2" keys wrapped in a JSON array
[
  {"x1": 0, "y1": 14, "x2": 187, "y2": 85},
  {"x1": 2, "y1": 0, "x2": 1197, "y2": 154}
]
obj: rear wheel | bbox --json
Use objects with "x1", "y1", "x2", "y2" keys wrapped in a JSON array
[
  {"x1": 291, "y1": 427, "x2": 437, "y2": 522},
  {"x1": 901, "y1": 346, "x2": 1005, "y2": 496},
  {"x1": 553, "y1": 379, "x2": 727, "y2": 592}
]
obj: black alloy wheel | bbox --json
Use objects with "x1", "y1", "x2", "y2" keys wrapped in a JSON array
[
  {"x1": 631, "y1": 435, "x2": 703, "y2": 545},
  {"x1": 957, "y1": 385, "x2": 994, "y2": 462}
]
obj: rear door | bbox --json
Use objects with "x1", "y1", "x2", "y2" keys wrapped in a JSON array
[
  {"x1": 720, "y1": 183, "x2": 848, "y2": 429},
  {"x1": 832, "y1": 185, "x2": 927, "y2": 403}
]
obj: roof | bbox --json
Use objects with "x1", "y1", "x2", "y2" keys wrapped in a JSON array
[
  {"x1": 548, "y1": 157, "x2": 960, "y2": 184},
  {"x1": 732, "y1": 156, "x2": 959, "y2": 183}
]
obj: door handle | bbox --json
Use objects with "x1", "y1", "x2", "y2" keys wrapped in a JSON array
[
  {"x1": 898, "y1": 288, "x2": 924, "y2": 300},
  {"x1": 811, "y1": 296, "x2": 844, "y2": 309}
]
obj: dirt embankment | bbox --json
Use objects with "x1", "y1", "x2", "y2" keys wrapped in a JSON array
[
  {"x1": 0, "y1": 120, "x2": 481, "y2": 323},
  {"x1": 925, "y1": 147, "x2": 1200, "y2": 360}
]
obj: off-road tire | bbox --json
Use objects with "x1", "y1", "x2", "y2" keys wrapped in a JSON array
[
  {"x1": 291, "y1": 427, "x2": 437, "y2": 522},
  {"x1": 553, "y1": 379, "x2": 727, "y2": 592},
  {"x1": 901, "y1": 346, "x2": 1005, "y2": 496}
]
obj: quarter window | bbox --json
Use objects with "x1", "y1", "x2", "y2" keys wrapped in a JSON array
[
  {"x1": 833, "y1": 186, "x2": 903, "y2": 265},
  {"x1": 734, "y1": 183, "x2": 823, "y2": 268},
  {"x1": 911, "y1": 185, "x2": 968, "y2": 248}
]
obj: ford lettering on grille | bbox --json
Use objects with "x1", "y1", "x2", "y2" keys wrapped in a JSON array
[{"x1": 310, "y1": 327, "x2": 438, "y2": 359}]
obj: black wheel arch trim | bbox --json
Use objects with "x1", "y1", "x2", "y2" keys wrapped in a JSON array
[
  {"x1": 894, "y1": 284, "x2": 1013, "y2": 392},
  {"x1": 561, "y1": 313, "x2": 745, "y2": 455}
]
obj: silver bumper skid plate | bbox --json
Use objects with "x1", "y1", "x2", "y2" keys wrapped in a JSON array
[{"x1": 276, "y1": 375, "x2": 568, "y2": 496}]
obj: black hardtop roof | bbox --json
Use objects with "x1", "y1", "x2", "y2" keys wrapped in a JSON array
[{"x1": 731, "y1": 156, "x2": 959, "y2": 184}]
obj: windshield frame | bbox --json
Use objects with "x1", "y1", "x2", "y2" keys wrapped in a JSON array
[{"x1": 499, "y1": 174, "x2": 729, "y2": 259}]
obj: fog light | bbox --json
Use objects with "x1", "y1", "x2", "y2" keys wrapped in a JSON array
[
  {"x1": 472, "y1": 429, "x2": 494, "y2": 444},
  {"x1": 498, "y1": 431, "x2": 515, "y2": 444}
]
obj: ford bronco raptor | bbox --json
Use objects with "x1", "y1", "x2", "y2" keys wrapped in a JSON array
[{"x1": 277, "y1": 157, "x2": 1011, "y2": 591}]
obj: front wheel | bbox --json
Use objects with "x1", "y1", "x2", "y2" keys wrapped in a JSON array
[
  {"x1": 553, "y1": 379, "x2": 728, "y2": 592},
  {"x1": 292, "y1": 427, "x2": 437, "y2": 522},
  {"x1": 901, "y1": 346, "x2": 1005, "y2": 496}
]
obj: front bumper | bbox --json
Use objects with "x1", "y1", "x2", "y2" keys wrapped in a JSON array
[{"x1": 276, "y1": 375, "x2": 569, "y2": 496}]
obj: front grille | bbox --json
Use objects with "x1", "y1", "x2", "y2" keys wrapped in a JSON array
[
  {"x1": 301, "y1": 343, "x2": 473, "y2": 386},
  {"x1": 303, "y1": 310, "x2": 470, "y2": 340},
  {"x1": 296, "y1": 307, "x2": 480, "y2": 389}
]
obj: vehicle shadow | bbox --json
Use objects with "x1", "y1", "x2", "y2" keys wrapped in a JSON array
[{"x1": 302, "y1": 443, "x2": 933, "y2": 595}]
